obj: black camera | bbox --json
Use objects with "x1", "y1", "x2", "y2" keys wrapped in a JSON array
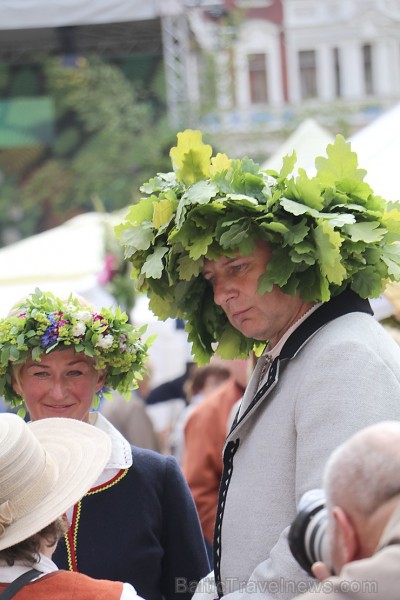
[{"x1": 288, "y1": 489, "x2": 331, "y2": 577}]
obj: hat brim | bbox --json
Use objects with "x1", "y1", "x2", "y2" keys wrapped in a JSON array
[{"x1": 0, "y1": 417, "x2": 111, "y2": 551}]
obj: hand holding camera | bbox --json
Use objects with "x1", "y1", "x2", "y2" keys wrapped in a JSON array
[{"x1": 288, "y1": 489, "x2": 333, "y2": 578}]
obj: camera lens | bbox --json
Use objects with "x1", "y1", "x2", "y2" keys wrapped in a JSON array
[{"x1": 288, "y1": 489, "x2": 331, "y2": 576}]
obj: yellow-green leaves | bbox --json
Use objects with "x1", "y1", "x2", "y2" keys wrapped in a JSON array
[
  {"x1": 314, "y1": 220, "x2": 346, "y2": 290},
  {"x1": 315, "y1": 134, "x2": 367, "y2": 186},
  {"x1": 153, "y1": 194, "x2": 178, "y2": 229},
  {"x1": 170, "y1": 129, "x2": 212, "y2": 185}
]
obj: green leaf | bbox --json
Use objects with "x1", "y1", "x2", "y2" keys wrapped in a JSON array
[
  {"x1": 115, "y1": 196, "x2": 154, "y2": 230},
  {"x1": 170, "y1": 130, "x2": 212, "y2": 185},
  {"x1": 219, "y1": 221, "x2": 250, "y2": 249},
  {"x1": 282, "y1": 219, "x2": 310, "y2": 245},
  {"x1": 277, "y1": 151, "x2": 297, "y2": 180},
  {"x1": 260, "y1": 222, "x2": 289, "y2": 235},
  {"x1": 188, "y1": 232, "x2": 214, "y2": 260},
  {"x1": 225, "y1": 193, "x2": 259, "y2": 206},
  {"x1": 336, "y1": 178, "x2": 373, "y2": 202},
  {"x1": 141, "y1": 246, "x2": 169, "y2": 279},
  {"x1": 178, "y1": 255, "x2": 204, "y2": 280},
  {"x1": 9, "y1": 346, "x2": 19, "y2": 360},
  {"x1": 210, "y1": 152, "x2": 232, "y2": 175},
  {"x1": 31, "y1": 346, "x2": 42, "y2": 361},
  {"x1": 351, "y1": 265, "x2": 387, "y2": 298},
  {"x1": 292, "y1": 169, "x2": 324, "y2": 210},
  {"x1": 258, "y1": 249, "x2": 296, "y2": 292},
  {"x1": 315, "y1": 134, "x2": 367, "y2": 186},
  {"x1": 280, "y1": 197, "x2": 310, "y2": 216},
  {"x1": 314, "y1": 220, "x2": 346, "y2": 285},
  {"x1": 381, "y1": 244, "x2": 400, "y2": 279},
  {"x1": 118, "y1": 225, "x2": 153, "y2": 256},
  {"x1": 326, "y1": 213, "x2": 356, "y2": 228},
  {"x1": 148, "y1": 293, "x2": 175, "y2": 320},
  {"x1": 185, "y1": 180, "x2": 219, "y2": 205},
  {"x1": 1, "y1": 346, "x2": 10, "y2": 365},
  {"x1": 153, "y1": 196, "x2": 178, "y2": 229},
  {"x1": 216, "y1": 324, "x2": 252, "y2": 359},
  {"x1": 343, "y1": 221, "x2": 387, "y2": 243}
]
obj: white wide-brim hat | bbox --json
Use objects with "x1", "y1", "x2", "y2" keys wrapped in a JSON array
[{"x1": 0, "y1": 413, "x2": 111, "y2": 551}]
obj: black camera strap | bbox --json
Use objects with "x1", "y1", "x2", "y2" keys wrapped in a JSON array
[{"x1": 0, "y1": 568, "x2": 42, "y2": 600}]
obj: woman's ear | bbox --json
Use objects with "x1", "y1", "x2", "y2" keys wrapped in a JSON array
[
  {"x1": 95, "y1": 369, "x2": 108, "y2": 392},
  {"x1": 11, "y1": 371, "x2": 23, "y2": 397}
]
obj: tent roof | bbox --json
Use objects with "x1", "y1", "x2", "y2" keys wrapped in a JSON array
[
  {"x1": 350, "y1": 102, "x2": 400, "y2": 201},
  {"x1": 0, "y1": 212, "x2": 122, "y2": 316},
  {"x1": 0, "y1": 0, "x2": 160, "y2": 30},
  {"x1": 262, "y1": 118, "x2": 334, "y2": 174}
]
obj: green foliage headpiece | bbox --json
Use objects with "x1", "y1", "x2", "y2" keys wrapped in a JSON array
[
  {"x1": 0, "y1": 288, "x2": 150, "y2": 413},
  {"x1": 116, "y1": 129, "x2": 400, "y2": 364}
]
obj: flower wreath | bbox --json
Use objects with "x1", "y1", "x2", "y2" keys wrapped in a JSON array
[
  {"x1": 116, "y1": 129, "x2": 400, "y2": 364},
  {"x1": 0, "y1": 288, "x2": 150, "y2": 413}
]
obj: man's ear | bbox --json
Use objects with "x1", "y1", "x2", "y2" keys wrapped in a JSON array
[{"x1": 332, "y1": 506, "x2": 358, "y2": 564}]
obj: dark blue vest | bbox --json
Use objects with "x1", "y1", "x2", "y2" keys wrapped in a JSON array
[{"x1": 54, "y1": 446, "x2": 209, "y2": 600}]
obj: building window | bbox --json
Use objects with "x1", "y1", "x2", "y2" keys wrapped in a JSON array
[
  {"x1": 333, "y1": 47, "x2": 341, "y2": 97},
  {"x1": 362, "y1": 44, "x2": 374, "y2": 95},
  {"x1": 248, "y1": 53, "x2": 268, "y2": 104},
  {"x1": 299, "y1": 50, "x2": 317, "y2": 99}
]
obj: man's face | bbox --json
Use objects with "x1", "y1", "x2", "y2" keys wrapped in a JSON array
[{"x1": 202, "y1": 241, "x2": 311, "y2": 346}]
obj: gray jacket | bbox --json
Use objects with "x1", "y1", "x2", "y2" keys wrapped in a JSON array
[{"x1": 212, "y1": 290, "x2": 400, "y2": 600}]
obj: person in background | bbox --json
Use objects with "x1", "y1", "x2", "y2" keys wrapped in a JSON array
[
  {"x1": 101, "y1": 370, "x2": 161, "y2": 452},
  {"x1": 0, "y1": 289, "x2": 209, "y2": 600},
  {"x1": 116, "y1": 130, "x2": 400, "y2": 600},
  {"x1": 182, "y1": 359, "x2": 250, "y2": 563},
  {"x1": 0, "y1": 412, "x2": 141, "y2": 599},
  {"x1": 293, "y1": 421, "x2": 400, "y2": 599},
  {"x1": 145, "y1": 363, "x2": 196, "y2": 454},
  {"x1": 170, "y1": 362, "x2": 231, "y2": 464}
]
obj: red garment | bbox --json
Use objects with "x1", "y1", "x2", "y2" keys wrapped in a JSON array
[
  {"x1": 0, "y1": 570, "x2": 123, "y2": 599},
  {"x1": 182, "y1": 378, "x2": 244, "y2": 544}
]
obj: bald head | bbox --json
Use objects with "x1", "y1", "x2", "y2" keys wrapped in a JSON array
[{"x1": 324, "y1": 421, "x2": 400, "y2": 517}]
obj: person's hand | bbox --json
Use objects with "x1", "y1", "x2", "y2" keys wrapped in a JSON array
[{"x1": 311, "y1": 561, "x2": 331, "y2": 581}]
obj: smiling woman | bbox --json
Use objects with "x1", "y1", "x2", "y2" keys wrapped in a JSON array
[
  {"x1": 12, "y1": 348, "x2": 106, "y2": 422},
  {"x1": 0, "y1": 288, "x2": 210, "y2": 600}
]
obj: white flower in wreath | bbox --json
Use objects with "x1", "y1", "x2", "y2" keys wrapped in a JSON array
[
  {"x1": 75, "y1": 310, "x2": 92, "y2": 323},
  {"x1": 96, "y1": 334, "x2": 114, "y2": 349},
  {"x1": 72, "y1": 322, "x2": 86, "y2": 337}
]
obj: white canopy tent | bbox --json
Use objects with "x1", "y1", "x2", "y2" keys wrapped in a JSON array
[
  {"x1": 0, "y1": 211, "x2": 119, "y2": 316},
  {"x1": 350, "y1": 102, "x2": 400, "y2": 202},
  {"x1": 0, "y1": 0, "x2": 161, "y2": 29},
  {"x1": 262, "y1": 118, "x2": 334, "y2": 174}
]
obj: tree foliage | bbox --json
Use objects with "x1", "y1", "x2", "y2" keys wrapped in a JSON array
[{"x1": 0, "y1": 57, "x2": 175, "y2": 242}]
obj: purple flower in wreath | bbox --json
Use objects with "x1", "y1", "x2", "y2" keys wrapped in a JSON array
[{"x1": 40, "y1": 313, "x2": 59, "y2": 348}]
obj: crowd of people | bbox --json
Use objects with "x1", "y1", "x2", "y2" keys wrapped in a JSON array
[{"x1": 0, "y1": 131, "x2": 400, "y2": 599}]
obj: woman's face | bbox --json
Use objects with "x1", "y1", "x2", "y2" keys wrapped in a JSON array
[{"x1": 12, "y1": 347, "x2": 106, "y2": 423}]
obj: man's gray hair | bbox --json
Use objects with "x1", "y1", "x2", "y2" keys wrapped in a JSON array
[{"x1": 323, "y1": 421, "x2": 400, "y2": 516}]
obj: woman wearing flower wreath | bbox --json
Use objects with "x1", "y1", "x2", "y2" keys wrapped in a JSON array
[{"x1": 0, "y1": 288, "x2": 209, "y2": 600}]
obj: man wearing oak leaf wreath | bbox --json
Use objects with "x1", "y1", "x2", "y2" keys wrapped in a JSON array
[{"x1": 116, "y1": 130, "x2": 400, "y2": 600}]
